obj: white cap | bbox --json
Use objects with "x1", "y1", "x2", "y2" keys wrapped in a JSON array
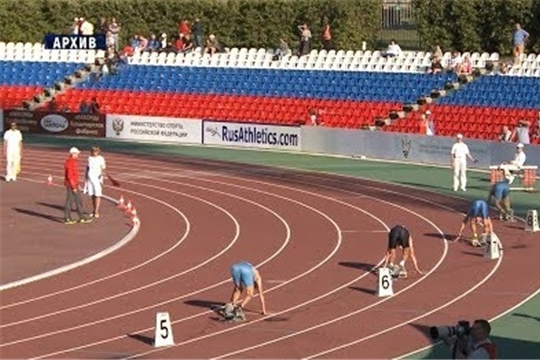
[
  {"x1": 456, "y1": 134, "x2": 463, "y2": 139},
  {"x1": 69, "y1": 147, "x2": 81, "y2": 154},
  {"x1": 517, "y1": 143, "x2": 524, "y2": 148},
  {"x1": 425, "y1": 110, "x2": 431, "y2": 114}
]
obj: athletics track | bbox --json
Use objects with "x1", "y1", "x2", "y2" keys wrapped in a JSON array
[{"x1": 0, "y1": 138, "x2": 539, "y2": 359}]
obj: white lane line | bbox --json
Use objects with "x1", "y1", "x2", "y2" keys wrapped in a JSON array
[
  {"x1": 0, "y1": 186, "x2": 138, "y2": 291},
  {"x1": 0, "y1": 175, "x2": 192, "y2": 310},
  {"x1": 341, "y1": 230, "x2": 388, "y2": 233},
  {"x1": 303, "y1": 253, "x2": 503, "y2": 359},
  {"x1": 30, "y1": 172, "x2": 351, "y2": 359},
  {"x1": 121, "y1": 175, "x2": 448, "y2": 359}
]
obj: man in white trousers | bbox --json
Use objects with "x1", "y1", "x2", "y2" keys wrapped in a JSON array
[
  {"x1": 3, "y1": 122, "x2": 23, "y2": 182},
  {"x1": 83, "y1": 146, "x2": 106, "y2": 218},
  {"x1": 451, "y1": 134, "x2": 477, "y2": 191}
]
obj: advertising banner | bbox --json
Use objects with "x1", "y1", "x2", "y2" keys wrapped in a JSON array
[
  {"x1": 0, "y1": 109, "x2": 3, "y2": 133},
  {"x1": 203, "y1": 120, "x2": 301, "y2": 150},
  {"x1": 106, "y1": 115, "x2": 202, "y2": 144},
  {"x1": 3, "y1": 109, "x2": 105, "y2": 137}
]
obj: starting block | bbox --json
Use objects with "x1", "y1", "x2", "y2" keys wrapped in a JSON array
[
  {"x1": 377, "y1": 267, "x2": 394, "y2": 297},
  {"x1": 483, "y1": 233, "x2": 503, "y2": 260},
  {"x1": 154, "y1": 312, "x2": 174, "y2": 347},
  {"x1": 525, "y1": 210, "x2": 539, "y2": 232}
]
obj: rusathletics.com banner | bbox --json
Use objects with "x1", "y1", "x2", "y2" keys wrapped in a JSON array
[
  {"x1": 106, "y1": 115, "x2": 202, "y2": 143},
  {"x1": 202, "y1": 120, "x2": 302, "y2": 150}
]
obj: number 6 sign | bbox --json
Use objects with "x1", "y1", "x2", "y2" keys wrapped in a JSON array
[
  {"x1": 377, "y1": 267, "x2": 394, "y2": 297},
  {"x1": 154, "y1": 312, "x2": 174, "y2": 347}
]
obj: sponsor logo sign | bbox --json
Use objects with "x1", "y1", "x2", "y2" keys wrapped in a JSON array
[
  {"x1": 203, "y1": 121, "x2": 301, "y2": 150},
  {"x1": 3, "y1": 110, "x2": 105, "y2": 137},
  {"x1": 40, "y1": 114, "x2": 69, "y2": 132},
  {"x1": 106, "y1": 115, "x2": 202, "y2": 143}
]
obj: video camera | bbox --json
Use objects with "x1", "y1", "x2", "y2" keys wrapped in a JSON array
[{"x1": 430, "y1": 320, "x2": 471, "y2": 340}]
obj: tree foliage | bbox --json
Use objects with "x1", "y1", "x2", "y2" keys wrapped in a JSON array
[
  {"x1": 0, "y1": 0, "x2": 381, "y2": 50},
  {"x1": 413, "y1": 0, "x2": 539, "y2": 54}
]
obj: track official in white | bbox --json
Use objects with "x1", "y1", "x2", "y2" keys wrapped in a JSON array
[
  {"x1": 499, "y1": 143, "x2": 527, "y2": 184},
  {"x1": 83, "y1": 146, "x2": 106, "y2": 218},
  {"x1": 450, "y1": 134, "x2": 477, "y2": 192},
  {"x1": 3, "y1": 122, "x2": 23, "y2": 182}
]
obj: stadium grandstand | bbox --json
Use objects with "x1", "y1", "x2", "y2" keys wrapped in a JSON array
[{"x1": 1, "y1": 43, "x2": 538, "y2": 144}]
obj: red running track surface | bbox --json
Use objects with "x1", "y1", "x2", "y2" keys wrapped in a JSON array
[{"x1": 0, "y1": 147, "x2": 538, "y2": 359}]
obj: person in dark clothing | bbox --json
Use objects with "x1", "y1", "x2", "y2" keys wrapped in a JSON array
[
  {"x1": 192, "y1": 18, "x2": 204, "y2": 48},
  {"x1": 382, "y1": 225, "x2": 423, "y2": 277}
]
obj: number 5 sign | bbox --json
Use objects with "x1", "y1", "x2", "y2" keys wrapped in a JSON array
[
  {"x1": 154, "y1": 312, "x2": 175, "y2": 347},
  {"x1": 377, "y1": 267, "x2": 394, "y2": 297}
]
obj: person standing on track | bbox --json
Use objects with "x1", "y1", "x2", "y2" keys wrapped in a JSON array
[
  {"x1": 450, "y1": 134, "x2": 477, "y2": 192},
  {"x1": 3, "y1": 122, "x2": 23, "y2": 182},
  {"x1": 487, "y1": 180, "x2": 514, "y2": 221},
  {"x1": 64, "y1": 147, "x2": 92, "y2": 225},
  {"x1": 456, "y1": 200, "x2": 493, "y2": 247},
  {"x1": 382, "y1": 225, "x2": 423, "y2": 278},
  {"x1": 228, "y1": 261, "x2": 267, "y2": 317},
  {"x1": 84, "y1": 146, "x2": 106, "y2": 218}
]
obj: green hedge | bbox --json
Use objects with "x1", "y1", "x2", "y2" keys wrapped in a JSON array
[
  {"x1": 0, "y1": 0, "x2": 381, "y2": 50},
  {"x1": 413, "y1": 0, "x2": 540, "y2": 55}
]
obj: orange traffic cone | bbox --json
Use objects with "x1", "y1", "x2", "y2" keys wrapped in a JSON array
[
  {"x1": 117, "y1": 195, "x2": 125, "y2": 209},
  {"x1": 130, "y1": 207, "x2": 138, "y2": 218},
  {"x1": 124, "y1": 201, "x2": 132, "y2": 213},
  {"x1": 47, "y1": 175, "x2": 53, "y2": 186}
]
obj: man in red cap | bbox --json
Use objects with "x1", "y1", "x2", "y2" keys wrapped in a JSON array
[{"x1": 64, "y1": 147, "x2": 92, "y2": 225}]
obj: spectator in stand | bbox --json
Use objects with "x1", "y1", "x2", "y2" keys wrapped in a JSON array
[
  {"x1": 382, "y1": 39, "x2": 402, "y2": 58},
  {"x1": 179, "y1": 19, "x2": 190, "y2": 37},
  {"x1": 72, "y1": 17, "x2": 83, "y2": 35},
  {"x1": 205, "y1": 34, "x2": 222, "y2": 55},
  {"x1": 425, "y1": 110, "x2": 435, "y2": 135},
  {"x1": 174, "y1": 35, "x2": 184, "y2": 53},
  {"x1": 105, "y1": 31, "x2": 115, "y2": 51},
  {"x1": 192, "y1": 18, "x2": 204, "y2": 48},
  {"x1": 122, "y1": 43, "x2": 134, "y2": 57},
  {"x1": 419, "y1": 112, "x2": 434, "y2": 136},
  {"x1": 298, "y1": 23, "x2": 312, "y2": 56},
  {"x1": 459, "y1": 54, "x2": 472, "y2": 75},
  {"x1": 499, "y1": 125, "x2": 513, "y2": 142},
  {"x1": 432, "y1": 45, "x2": 443, "y2": 59},
  {"x1": 182, "y1": 34, "x2": 194, "y2": 53},
  {"x1": 79, "y1": 101, "x2": 90, "y2": 114},
  {"x1": 130, "y1": 35, "x2": 142, "y2": 53},
  {"x1": 512, "y1": 119, "x2": 531, "y2": 144},
  {"x1": 80, "y1": 17, "x2": 94, "y2": 35},
  {"x1": 98, "y1": 17, "x2": 108, "y2": 34},
  {"x1": 513, "y1": 22, "x2": 529, "y2": 66},
  {"x1": 447, "y1": 51, "x2": 463, "y2": 73},
  {"x1": 146, "y1": 34, "x2": 160, "y2": 52},
  {"x1": 308, "y1": 108, "x2": 319, "y2": 126},
  {"x1": 109, "y1": 17, "x2": 121, "y2": 51},
  {"x1": 160, "y1": 33, "x2": 168, "y2": 50},
  {"x1": 321, "y1": 21, "x2": 333, "y2": 51},
  {"x1": 273, "y1": 38, "x2": 291, "y2": 61},
  {"x1": 138, "y1": 35, "x2": 148, "y2": 51},
  {"x1": 89, "y1": 98, "x2": 100, "y2": 114},
  {"x1": 427, "y1": 55, "x2": 443, "y2": 74}
]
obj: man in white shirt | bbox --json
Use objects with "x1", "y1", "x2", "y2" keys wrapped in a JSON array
[
  {"x1": 384, "y1": 39, "x2": 402, "y2": 57},
  {"x1": 83, "y1": 146, "x2": 106, "y2": 217},
  {"x1": 451, "y1": 134, "x2": 477, "y2": 191},
  {"x1": 499, "y1": 143, "x2": 527, "y2": 184},
  {"x1": 3, "y1": 122, "x2": 23, "y2": 182}
]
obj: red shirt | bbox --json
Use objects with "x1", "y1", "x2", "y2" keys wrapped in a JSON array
[
  {"x1": 64, "y1": 156, "x2": 79, "y2": 189},
  {"x1": 179, "y1": 21, "x2": 190, "y2": 35}
]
